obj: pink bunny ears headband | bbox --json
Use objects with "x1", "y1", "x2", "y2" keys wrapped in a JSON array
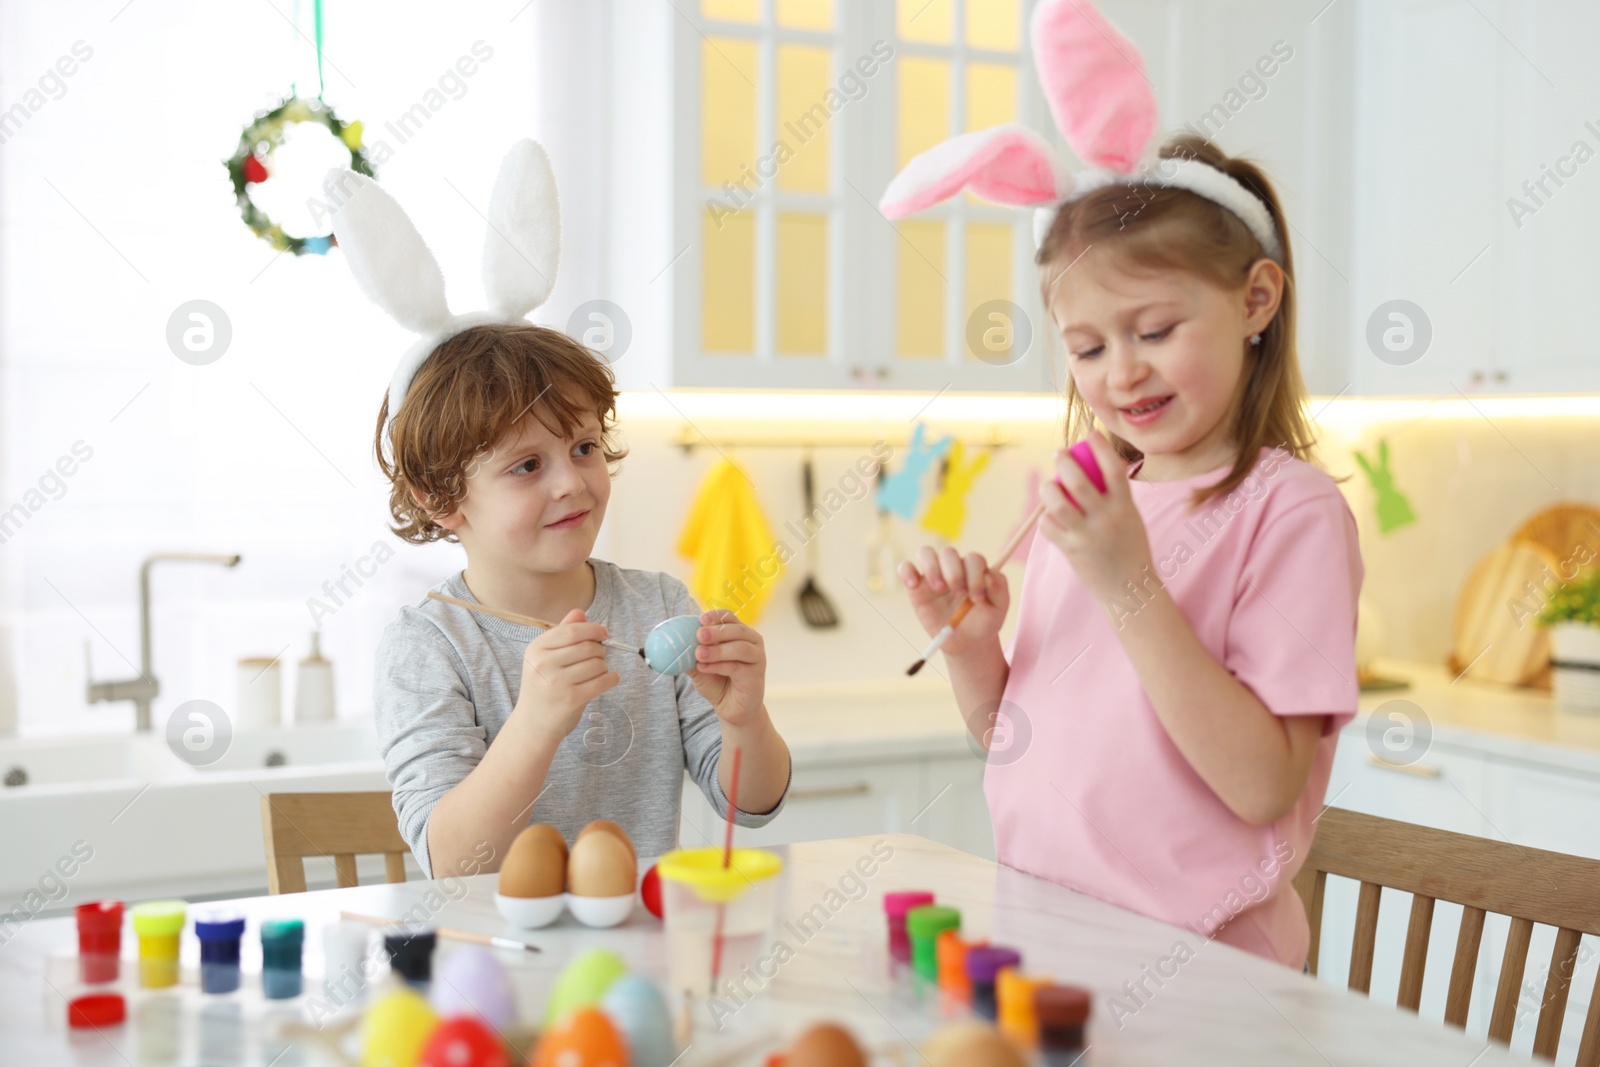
[
  {"x1": 325, "y1": 138, "x2": 561, "y2": 419},
  {"x1": 878, "y1": 0, "x2": 1283, "y2": 264}
]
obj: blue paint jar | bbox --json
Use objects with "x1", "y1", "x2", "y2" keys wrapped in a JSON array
[
  {"x1": 193, "y1": 911, "x2": 246, "y2": 994},
  {"x1": 260, "y1": 919, "x2": 304, "y2": 999}
]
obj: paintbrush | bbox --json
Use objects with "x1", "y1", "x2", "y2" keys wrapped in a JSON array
[
  {"x1": 427, "y1": 592, "x2": 646, "y2": 661},
  {"x1": 709, "y1": 745, "x2": 742, "y2": 994},
  {"x1": 906, "y1": 501, "x2": 1044, "y2": 677},
  {"x1": 906, "y1": 440, "x2": 1108, "y2": 676},
  {"x1": 338, "y1": 910, "x2": 541, "y2": 953}
]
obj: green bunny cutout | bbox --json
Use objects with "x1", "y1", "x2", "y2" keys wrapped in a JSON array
[{"x1": 1355, "y1": 438, "x2": 1417, "y2": 534}]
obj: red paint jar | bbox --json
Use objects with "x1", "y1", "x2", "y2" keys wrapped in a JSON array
[{"x1": 76, "y1": 900, "x2": 123, "y2": 985}]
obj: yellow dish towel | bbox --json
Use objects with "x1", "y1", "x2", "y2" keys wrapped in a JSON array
[{"x1": 676, "y1": 458, "x2": 783, "y2": 623}]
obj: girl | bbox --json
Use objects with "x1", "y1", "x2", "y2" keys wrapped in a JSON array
[{"x1": 895, "y1": 127, "x2": 1361, "y2": 966}]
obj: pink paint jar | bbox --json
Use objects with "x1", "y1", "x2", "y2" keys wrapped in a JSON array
[{"x1": 883, "y1": 891, "x2": 935, "y2": 964}]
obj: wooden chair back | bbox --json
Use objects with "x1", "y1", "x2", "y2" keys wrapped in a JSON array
[
  {"x1": 1294, "y1": 807, "x2": 1600, "y2": 1064},
  {"x1": 260, "y1": 791, "x2": 410, "y2": 894}
]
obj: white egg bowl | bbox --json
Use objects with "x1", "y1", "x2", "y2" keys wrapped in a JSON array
[
  {"x1": 567, "y1": 893, "x2": 635, "y2": 928},
  {"x1": 494, "y1": 892, "x2": 566, "y2": 929}
]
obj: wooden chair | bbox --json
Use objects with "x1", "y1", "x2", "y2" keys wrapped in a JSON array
[
  {"x1": 1295, "y1": 807, "x2": 1600, "y2": 1065},
  {"x1": 260, "y1": 791, "x2": 411, "y2": 894}
]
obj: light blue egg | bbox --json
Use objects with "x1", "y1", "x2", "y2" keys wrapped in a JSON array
[
  {"x1": 644, "y1": 614, "x2": 700, "y2": 675},
  {"x1": 600, "y1": 974, "x2": 677, "y2": 1067}
]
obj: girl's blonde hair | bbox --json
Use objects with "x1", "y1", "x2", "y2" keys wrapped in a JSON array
[{"x1": 1036, "y1": 133, "x2": 1318, "y2": 506}]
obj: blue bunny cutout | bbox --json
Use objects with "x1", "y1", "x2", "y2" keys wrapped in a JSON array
[{"x1": 877, "y1": 422, "x2": 954, "y2": 520}]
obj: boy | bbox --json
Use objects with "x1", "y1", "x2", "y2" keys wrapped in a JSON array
[{"x1": 373, "y1": 322, "x2": 791, "y2": 877}]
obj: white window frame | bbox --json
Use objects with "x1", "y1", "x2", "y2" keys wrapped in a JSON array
[{"x1": 671, "y1": 0, "x2": 1061, "y2": 393}]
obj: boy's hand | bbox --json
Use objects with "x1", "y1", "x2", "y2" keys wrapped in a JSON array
[
  {"x1": 898, "y1": 547, "x2": 1010, "y2": 659},
  {"x1": 1038, "y1": 430, "x2": 1155, "y2": 605},
  {"x1": 516, "y1": 609, "x2": 620, "y2": 747},
  {"x1": 687, "y1": 610, "x2": 766, "y2": 728}
]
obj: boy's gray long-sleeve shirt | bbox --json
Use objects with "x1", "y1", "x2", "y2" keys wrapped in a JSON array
[{"x1": 374, "y1": 558, "x2": 787, "y2": 877}]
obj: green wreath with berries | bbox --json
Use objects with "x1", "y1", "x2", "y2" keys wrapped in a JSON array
[{"x1": 224, "y1": 94, "x2": 375, "y2": 256}]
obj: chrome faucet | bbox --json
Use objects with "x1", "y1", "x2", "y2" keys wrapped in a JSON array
[{"x1": 86, "y1": 552, "x2": 242, "y2": 732}]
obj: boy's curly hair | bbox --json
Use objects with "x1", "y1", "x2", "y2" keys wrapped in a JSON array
[{"x1": 374, "y1": 322, "x2": 627, "y2": 544}]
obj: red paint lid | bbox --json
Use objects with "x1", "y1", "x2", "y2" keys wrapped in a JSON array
[
  {"x1": 75, "y1": 900, "x2": 123, "y2": 934},
  {"x1": 883, "y1": 891, "x2": 935, "y2": 918},
  {"x1": 68, "y1": 993, "x2": 126, "y2": 1028}
]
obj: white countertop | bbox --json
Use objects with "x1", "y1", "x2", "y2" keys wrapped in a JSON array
[
  {"x1": 0, "y1": 834, "x2": 1528, "y2": 1066},
  {"x1": 1356, "y1": 659, "x2": 1600, "y2": 775}
]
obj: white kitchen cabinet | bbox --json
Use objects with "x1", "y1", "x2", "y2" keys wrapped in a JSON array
[{"x1": 677, "y1": 749, "x2": 994, "y2": 860}]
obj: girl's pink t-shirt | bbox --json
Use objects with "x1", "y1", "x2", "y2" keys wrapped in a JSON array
[{"x1": 986, "y1": 446, "x2": 1363, "y2": 967}]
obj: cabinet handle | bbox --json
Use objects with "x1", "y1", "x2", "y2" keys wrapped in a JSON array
[
  {"x1": 788, "y1": 782, "x2": 872, "y2": 800},
  {"x1": 1366, "y1": 755, "x2": 1442, "y2": 779}
]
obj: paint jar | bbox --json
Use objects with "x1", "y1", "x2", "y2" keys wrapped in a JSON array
[
  {"x1": 1035, "y1": 983, "x2": 1091, "y2": 1059},
  {"x1": 130, "y1": 900, "x2": 186, "y2": 989},
  {"x1": 882, "y1": 891, "x2": 934, "y2": 965},
  {"x1": 904, "y1": 905, "x2": 960, "y2": 983},
  {"x1": 998, "y1": 967, "x2": 1049, "y2": 1048},
  {"x1": 323, "y1": 920, "x2": 373, "y2": 1005},
  {"x1": 194, "y1": 911, "x2": 246, "y2": 994},
  {"x1": 382, "y1": 925, "x2": 437, "y2": 992},
  {"x1": 76, "y1": 900, "x2": 123, "y2": 985},
  {"x1": 260, "y1": 919, "x2": 304, "y2": 999},
  {"x1": 935, "y1": 929, "x2": 985, "y2": 1000},
  {"x1": 964, "y1": 946, "x2": 1021, "y2": 1021}
]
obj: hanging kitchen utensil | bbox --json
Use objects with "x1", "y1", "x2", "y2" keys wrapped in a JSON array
[
  {"x1": 866, "y1": 466, "x2": 906, "y2": 593},
  {"x1": 796, "y1": 455, "x2": 839, "y2": 629}
]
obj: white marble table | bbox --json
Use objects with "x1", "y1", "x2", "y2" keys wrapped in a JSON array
[{"x1": 0, "y1": 834, "x2": 1526, "y2": 1066}]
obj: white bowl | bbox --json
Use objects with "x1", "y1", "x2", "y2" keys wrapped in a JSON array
[
  {"x1": 567, "y1": 893, "x2": 635, "y2": 928},
  {"x1": 495, "y1": 892, "x2": 566, "y2": 929}
]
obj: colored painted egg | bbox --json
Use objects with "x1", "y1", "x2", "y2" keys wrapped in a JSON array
[
  {"x1": 431, "y1": 946, "x2": 517, "y2": 1030},
  {"x1": 532, "y1": 1007, "x2": 627, "y2": 1067},
  {"x1": 362, "y1": 987, "x2": 439, "y2": 1067},
  {"x1": 568, "y1": 827, "x2": 637, "y2": 898},
  {"x1": 542, "y1": 948, "x2": 627, "y2": 1027},
  {"x1": 786, "y1": 1022, "x2": 868, "y2": 1067},
  {"x1": 644, "y1": 614, "x2": 701, "y2": 675},
  {"x1": 640, "y1": 863, "x2": 663, "y2": 919},
  {"x1": 600, "y1": 974, "x2": 677, "y2": 1067},
  {"x1": 418, "y1": 1015, "x2": 512, "y2": 1067},
  {"x1": 499, "y1": 824, "x2": 567, "y2": 899}
]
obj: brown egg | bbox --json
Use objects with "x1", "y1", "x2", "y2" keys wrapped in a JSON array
[
  {"x1": 785, "y1": 1023, "x2": 867, "y2": 1067},
  {"x1": 499, "y1": 823, "x2": 567, "y2": 899},
  {"x1": 922, "y1": 1021, "x2": 1028, "y2": 1067},
  {"x1": 566, "y1": 826, "x2": 637, "y2": 897},
  {"x1": 576, "y1": 819, "x2": 636, "y2": 859}
]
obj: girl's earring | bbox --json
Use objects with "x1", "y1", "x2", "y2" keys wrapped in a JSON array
[{"x1": 1249, "y1": 333, "x2": 1262, "y2": 346}]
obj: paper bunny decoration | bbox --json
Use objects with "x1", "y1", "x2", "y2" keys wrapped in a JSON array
[
  {"x1": 326, "y1": 138, "x2": 560, "y2": 416},
  {"x1": 877, "y1": 423, "x2": 954, "y2": 521},
  {"x1": 878, "y1": 0, "x2": 1282, "y2": 262},
  {"x1": 920, "y1": 441, "x2": 991, "y2": 542},
  {"x1": 1355, "y1": 438, "x2": 1417, "y2": 535}
]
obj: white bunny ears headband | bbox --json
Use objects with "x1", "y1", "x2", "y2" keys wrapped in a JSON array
[
  {"x1": 325, "y1": 138, "x2": 561, "y2": 417},
  {"x1": 878, "y1": 0, "x2": 1283, "y2": 263}
]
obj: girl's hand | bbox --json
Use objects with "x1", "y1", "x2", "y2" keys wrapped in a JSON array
[
  {"x1": 898, "y1": 546, "x2": 1010, "y2": 659},
  {"x1": 688, "y1": 610, "x2": 767, "y2": 728},
  {"x1": 1040, "y1": 431, "x2": 1155, "y2": 605}
]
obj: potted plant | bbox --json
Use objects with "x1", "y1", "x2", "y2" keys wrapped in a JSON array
[{"x1": 1539, "y1": 568, "x2": 1600, "y2": 713}]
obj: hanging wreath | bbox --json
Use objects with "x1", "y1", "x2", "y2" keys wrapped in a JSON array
[{"x1": 224, "y1": 94, "x2": 375, "y2": 256}]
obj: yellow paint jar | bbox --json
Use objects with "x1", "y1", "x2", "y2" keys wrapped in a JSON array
[{"x1": 130, "y1": 900, "x2": 186, "y2": 988}]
